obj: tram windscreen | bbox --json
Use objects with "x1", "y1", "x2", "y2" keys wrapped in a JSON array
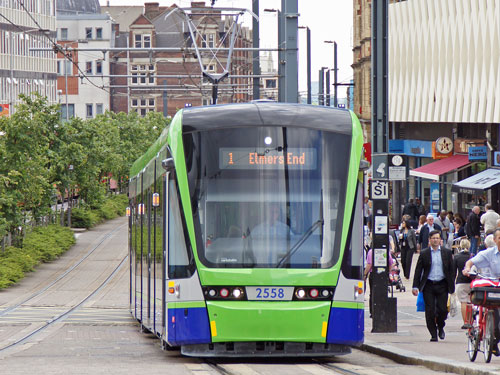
[{"x1": 185, "y1": 126, "x2": 351, "y2": 269}]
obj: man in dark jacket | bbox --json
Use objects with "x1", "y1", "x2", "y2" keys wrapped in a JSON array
[
  {"x1": 415, "y1": 197, "x2": 427, "y2": 217},
  {"x1": 402, "y1": 199, "x2": 419, "y2": 221},
  {"x1": 466, "y1": 206, "x2": 481, "y2": 255},
  {"x1": 412, "y1": 230, "x2": 455, "y2": 341},
  {"x1": 418, "y1": 214, "x2": 442, "y2": 250}
]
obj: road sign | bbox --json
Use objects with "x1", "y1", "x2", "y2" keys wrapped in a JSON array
[
  {"x1": 370, "y1": 180, "x2": 389, "y2": 200},
  {"x1": 389, "y1": 166, "x2": 406, "y2": 180},
  {"x1": 372, "y1": 154, "x2": 388, "y2": 179}
]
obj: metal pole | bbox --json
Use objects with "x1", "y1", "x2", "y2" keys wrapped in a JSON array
[
  {"x1": 318, "y1": 69, "x2": 324, "y2": 106},
  {"x1": 277, "y1": 9, "x2": 284, "y2": 102},
  {"x1": 162, "y1": 79, "x2": 168, "y2": 117},
  {"x1": 65, "y1": 46, "x2": 69, "y2": 121},
  {"x1": 252, "y1": 0, "x2": 260, "y2": 100},
  {"x1": 334, "y1": 41, "x2": 338, "y2": 107},
  {"x1": 9, "y1": 31, "x2": 14, "y2": 115},
  {"x1": 283, "y1": 0, "x2": 299, "y2": 103},
  {"x1": 306, "y1": 27, "x2": 311, "y2": 105},
  {"x1": 370, "y1": 0, "x2": 396, "y2": 333},
  {"x1": 127, "y1": 35, "x2": 130, "y2": 114},
  {"x1": 326, "y1": 69, "x2": 330, "y2": 106}
]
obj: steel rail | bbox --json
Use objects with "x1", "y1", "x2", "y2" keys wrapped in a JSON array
[
  {"x1": 0, "y1": 222, "x2": 126, "y2": 317},
  {"x1": 0, "y1": 254, "x2": 128, "y2": 353}
]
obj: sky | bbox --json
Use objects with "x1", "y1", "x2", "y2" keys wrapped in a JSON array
[{"x1": 100, "y1": 0, "x2": 354, "y2": 97}]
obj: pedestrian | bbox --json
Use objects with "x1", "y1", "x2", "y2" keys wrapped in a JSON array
[
  {"x1": 466, "y1": 206, "x2": 481, "y2": 255},
  {"x1": 415, "y1": 197, "x2": 427, "y2": 217},
  {"x1": 497, "y1": 218, "x2": 500, "y2": 230},
  {"x1": 412, "y1": 230, "x2": 455, "y2": 342},
  {"x1": 364, "y1": 247, "x2": 395, "y2": 318},
  {"x1": 418, "y1": 214, "x2": 442, "y2": 250},
  {"x1": 399, "y1": 219, "x2": 417, "y2": 279},
  {"x1": 480, "y1": 203, "x2": 500, "y2": 235},
  {"x1": 453, "y1": 217, "x2": 466, "y2": 239},
  {"x1": 402, "y1": 199, "x2": 419, "y2": 221},
  {"x1": 363, "y1": 197, "x2": 372, "y2": 226},
  {"x1": 452, "y1": 238, "x2": 473, "y2": 329},
  {"x1": 435, "y1": 210, "x2": 451, "y2": 242},
  {"x1": 416, "y1": 214, "x2": 427, "y2": 252}
]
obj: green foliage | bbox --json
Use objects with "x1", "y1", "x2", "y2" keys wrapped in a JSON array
[
  {"x1": 70, "y1": 207, "x2": 101, "y2": 229},
  {"x1": 0, "y1": 225, "x2": 75, "y2": 289},
  {"x1": 0, "y1": 94, "x2": 167, "y2": 237},
  {"x1": 71, "y1": 194, "x2": 129, "y2": 228}
]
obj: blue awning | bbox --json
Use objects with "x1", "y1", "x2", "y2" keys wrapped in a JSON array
[{"x1": 452, "y1": 169, "x2": 500, "y2": 194}]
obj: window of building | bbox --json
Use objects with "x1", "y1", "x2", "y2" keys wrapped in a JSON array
[
  {"x1": 265, "y1": 79, "x2": 277, "y2": 88},
  {"x1": 86, "y1": 61, "x2": 92, "y2": 74},
  {"x1": 96, "y1": 60, "x2": 102, "y2": 75},
  {"x1": 96, "y1": 103, "x2": 103, "y2": 115},
  {"x1": 60, "y1": 28, "x2": 68, "y2": 40},
  {"x1": 57, "y1": 60, "x2": 62, "y2": 75},
  {"x1": 95, "y1": 28, "x2": 102, "y2": 40},
  {"x1": 86, "y1": 104, "x2": 93, "y2": 118},
  {"x1": 131, "y1": 98, "x2": 154, "y2": 116},
  {"x1": 148, "y1": 99, "x2": 155, "y2": 107},
  {"x1": 131, "y1": 99, "x2": 138, "y2": 107},
  {"x1": 203, "y1": 64, "x2": 215, "y2": 72},
  {"x1": 61, "y1": 104, "x2": 75, "y2": 120},
  {"x1": 201, "y1": 33, "x2": 215, "y2": 48},
  {"x1": 134, "y1": 34, "x2": 151, "y2": 48},
  {"x1": 85, "y1": 28, "x2": 92, "y2": 39},
  {"x1": 64, "y1": 60, "x2": 72, "y2": 75},
  {"x1": 202, "y1": 97, "x2": 212, "y2": 106},
  {"x1": 130, "y1": 64, "x2": 155, "y2": 85}
]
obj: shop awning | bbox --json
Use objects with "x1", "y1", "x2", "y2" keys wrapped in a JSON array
[
  {"x1": 409, "y1": 155, "x2": 471, "y2": 180},
  {"x1": 452, "y1": 168, "x2": 500, "y2": 194}
]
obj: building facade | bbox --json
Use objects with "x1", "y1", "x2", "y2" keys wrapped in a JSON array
[
  {"x1": 0, "y1": 0, "x2": 57, "y2": 115},
  {"x1": 353, "y1": 0, "x2": 500, "y2": 218},
  {"x1": 56, "y1": 13, "x2": 115, "y2": 119},
  {"x1": 104, "y1": 1, "x2": 253, "y2": 117}
]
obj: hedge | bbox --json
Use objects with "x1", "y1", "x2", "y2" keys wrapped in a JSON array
[{"x1": 0, "y1": 225, "x2": 75, "y2": 289}]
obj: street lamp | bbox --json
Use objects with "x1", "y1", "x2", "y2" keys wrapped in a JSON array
[
  {"x1": 298, "y1": 26, "x2": 311, "y2": 104},
  {"x1": 324, "y1": 40, "x2": 338, "y2": 107}
]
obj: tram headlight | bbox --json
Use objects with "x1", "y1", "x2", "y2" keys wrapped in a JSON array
[
  {"x1": 208, "y1": 289, "x2": 217, "y2": 297},
  {"x1": 219, "y1": 288, "x2": 230, "y2": 298},
  {"x1": 321, "y1": 289, "x2": 330, "y2": 298},
  {"x1": 296, "y1": 289, "x2": 306, "y2": 299},
  {"x1": 232, "y1": 288, "x2": 243, "y2": 299}
]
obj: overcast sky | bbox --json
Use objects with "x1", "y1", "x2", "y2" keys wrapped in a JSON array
[{"x1": 100, "y1": 0, "x2": 354, "y2": 97}]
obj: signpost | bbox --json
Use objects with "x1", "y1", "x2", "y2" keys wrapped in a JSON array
[{"x1": 370, "y1": 0, "x2": 397, "y2": 333}]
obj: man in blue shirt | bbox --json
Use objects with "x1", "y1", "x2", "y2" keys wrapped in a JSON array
[
  {"x1": 463, "y1": 228, "x2": 500, "y2": 355},
  {"x1": 412, "y1": 230, "x2": 455, "y2": 341}
]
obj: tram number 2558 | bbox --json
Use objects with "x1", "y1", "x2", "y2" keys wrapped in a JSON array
[{"x1": 256, "y1": 287, "x2": 285, "y2": 299}]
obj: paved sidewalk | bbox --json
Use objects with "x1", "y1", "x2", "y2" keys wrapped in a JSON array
[{"x1": 361, "y1": 254, "x2": 500, "y2": 375}]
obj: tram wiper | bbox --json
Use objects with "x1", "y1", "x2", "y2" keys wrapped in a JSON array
[{"x1": 275, "y1": 219, "x2": 324, "y2": 268}]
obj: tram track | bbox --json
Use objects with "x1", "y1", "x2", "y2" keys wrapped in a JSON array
[
  {"x1": 0, "y1": 254, "x2": 128, "y2": 353},
  {"x1": 0, "y1": 222, "x2": 126, "y2": 317}
]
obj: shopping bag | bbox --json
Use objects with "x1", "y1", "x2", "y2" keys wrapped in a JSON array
[
  {"x1": 416, "y1": 291, "x2": 425, "y2": 312},
  {"x1": 448, "y1": 293, "x2": 459, "y2": 317}
]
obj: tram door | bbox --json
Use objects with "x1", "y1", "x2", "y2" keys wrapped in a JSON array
[{"x1": 163, "y1": 160, "x2": 208, "y2": 346}]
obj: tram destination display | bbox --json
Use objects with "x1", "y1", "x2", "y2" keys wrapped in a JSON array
[{"x1": 219, "y1": 148, "x2": 317, "y2": 170}]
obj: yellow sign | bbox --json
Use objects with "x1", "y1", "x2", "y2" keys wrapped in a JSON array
[{"x1": 0, "y1": 104, "x2": 10, "y2": 117}]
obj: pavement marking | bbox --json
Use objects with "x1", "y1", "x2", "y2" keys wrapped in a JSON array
[
  {"x1": 297, "y1": 364, "x2": 338, "y2": 374},
  {"x1": 185, "y1": 363, "x2": 213, "y2": 374},
  {"x1": 217, "y1": 364, "x2": 260, "y2": 375}
]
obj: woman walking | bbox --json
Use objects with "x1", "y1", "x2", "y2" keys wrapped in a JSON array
[
  {"x1": 453, "y1": 238, "x2": 472, "y2": 329},
  {"x1": 399, "y1": 219, "x2": 417, "y2": 280}
]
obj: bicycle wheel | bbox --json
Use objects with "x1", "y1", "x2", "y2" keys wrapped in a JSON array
[
  {"x1": 484, "y1": 310, "x2": 495, "y2": 363},
  {"x1": 467, "y1": 327, "x2": 479, "y2": 362}
]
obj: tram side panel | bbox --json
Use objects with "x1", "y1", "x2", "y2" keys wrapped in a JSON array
[{"x1": 164, "y1": 172, "x2": 211, "y2": 347}]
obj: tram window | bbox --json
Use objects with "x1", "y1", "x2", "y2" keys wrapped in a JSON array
[{"x1": 167, "y1": 180, "x2": 193, "y2": 278}]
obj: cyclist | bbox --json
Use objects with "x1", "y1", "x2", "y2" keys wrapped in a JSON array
[{"x1": 463, "y1": 227, "x2": 500, "y2": 356}]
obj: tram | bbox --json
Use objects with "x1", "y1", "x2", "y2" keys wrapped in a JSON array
[{"x1": 127, "y1": 102, "x2": 366, "y2": 357}]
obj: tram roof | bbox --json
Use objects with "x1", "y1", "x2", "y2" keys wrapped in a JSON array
[{"x1": 181, "y1": 102, "x2": 353, "y2": 135}]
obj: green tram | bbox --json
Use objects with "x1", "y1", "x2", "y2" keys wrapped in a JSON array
[{"x1": 128, "y1": 102, "x2": 366, "y2": 357}]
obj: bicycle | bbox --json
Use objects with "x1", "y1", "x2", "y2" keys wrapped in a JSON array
[{"x1": 465, "y1": 272, "x2": 500, "y2": 363}]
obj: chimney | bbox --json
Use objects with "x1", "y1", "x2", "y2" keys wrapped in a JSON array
[{"x1": 144, "y1": 2, "x2": 160, "y2": 19}]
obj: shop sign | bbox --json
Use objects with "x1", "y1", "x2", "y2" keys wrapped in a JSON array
[
  {"x1": 0, "y1": 104, "x2": 9, "y2": 117},
  {"x1": 454, "y1": 138, "x2": 486, "y2": 154},
  {"x1": 494, "y1": 152, "x2": 500, "y2": 167},
  {"x1": 389, "y1": 166, "x2": 406, "y2": 180},
  {"x1": 363, "y1": 142, "x2": 372, "y2": 164},
  {"x1": 388, "y1": 139, "x2": 433, "y2": 157},
  {"x1": 430, "y1": 182, "x2": 440, "y2": 213},
  {"x1": 468, "y1": 146, "x2": 488, "y2": 161}
]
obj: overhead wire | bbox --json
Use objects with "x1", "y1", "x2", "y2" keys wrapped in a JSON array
[{"x1": 14, "y1": 0, "x2": 110, "y2": 93}]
